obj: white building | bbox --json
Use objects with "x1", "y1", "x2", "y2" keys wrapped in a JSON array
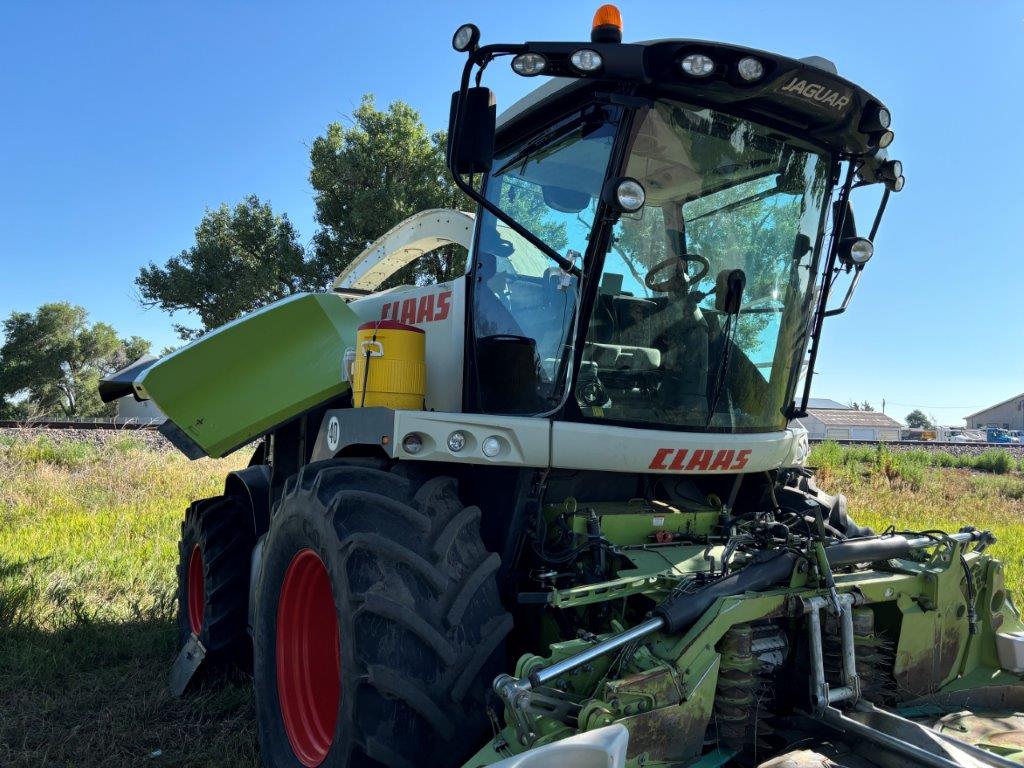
[{"x1": 793, "y1": 403, "x2": 902, "y2": 441}]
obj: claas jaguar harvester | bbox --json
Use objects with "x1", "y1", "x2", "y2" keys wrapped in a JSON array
[{"x1": 100, "y1": 6, "x2": 1024, "y2": 768}]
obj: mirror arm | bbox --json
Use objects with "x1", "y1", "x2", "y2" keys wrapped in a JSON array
[
  {"x1": 447, "y1": 48, "x2": 581, "y2": 277},
  {"x1": 823, "y1": 186, "x2": 890, "y2": 318},
  {"x1": 868, "y1": 187, "x2": 890, "y2": 241},
  {"x1": 794, "y1": 159, "x2": 858, "y2": 416},
  {"x1": 823, "y1": 267, "x2": 862, "y2": 318}
]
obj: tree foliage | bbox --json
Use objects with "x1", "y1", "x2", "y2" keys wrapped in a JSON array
[
  {"x1": 905, "y1": 409, "x2": 935, "y2": 429},
  {"x1": 0, "y1": 303, "x2": 151, "y2": 418},
  {"x1": 848, "y1": 400, "x2": 876, "y2": 411},
  {"x1": 137, "y1": 96, "x2": 471, "y2": 339},
  {"x1": 136, "y1": 195, "x2": 316, "y2": 340},
  {"x1": 309, "y1": 94, "x2": 472, "y2": 288}
]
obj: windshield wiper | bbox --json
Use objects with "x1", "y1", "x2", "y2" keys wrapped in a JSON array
[
  {"x1": 705, "y1": 270, "x2": 746, "y2": 427},
  {"x1": 492, "y1": 121, "x2": 579, "y2": 177},
  {"x1": 686, "y1": 183, "x2": 779, "y2": 225}
]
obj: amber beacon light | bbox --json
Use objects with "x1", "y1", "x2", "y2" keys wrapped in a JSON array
[{"x1": 591, "y1": 4, "x2": 623, "y2": 43}]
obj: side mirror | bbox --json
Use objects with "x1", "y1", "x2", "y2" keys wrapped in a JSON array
[
  {"x1": 836, "y1": 199, "x2": 857, "y2": 241},
  {"x1": 834, "y1": 199, "x2": 873, "y2": 267},
  {"x1": 447, "y1": 87, "x2": 495, "y2": 175},
  {"x1": 792, "y1": 233, "x2": 812, "y2": 260}
]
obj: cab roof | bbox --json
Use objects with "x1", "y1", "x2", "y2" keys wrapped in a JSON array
[{"x1": 495, "y1": 38, "x2": 890, "y2": 157}]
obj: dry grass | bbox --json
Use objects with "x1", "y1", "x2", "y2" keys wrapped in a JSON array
[
  {"x1": 0, "y1": 434, "x2": 255, "y2": 767},
  {"x1": 2, "y1": 436, "x2": 1022, "y2": 766}
]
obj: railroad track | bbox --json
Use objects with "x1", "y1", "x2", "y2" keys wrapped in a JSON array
[
  {"x1": 807, "y1": 438, "x2": 1024, "y2": 459},
  {"x1": 808, "y1": 439, "x2": 1021, "y2": 449}
]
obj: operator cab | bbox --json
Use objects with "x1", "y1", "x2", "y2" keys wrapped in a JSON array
[{"x1": 449, "y1": 9, "x2": 904, "y2": 434}]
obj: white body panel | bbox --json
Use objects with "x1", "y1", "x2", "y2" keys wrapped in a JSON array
[
  {"x1": 393, "y1": 410, "x2": 551, "y2": 467},
  {"x1": 348, "y1": 278, "x2": 467, "y2": 413},
  {"x1": 486, "y1": 725, "x2": 628, "y2": 768},
  {"x1": 391, "y1": 409, "x2": 808, "y2": 474},
  {"x1": 551, "y1": 421, "x2": 809, "y2": 474}
]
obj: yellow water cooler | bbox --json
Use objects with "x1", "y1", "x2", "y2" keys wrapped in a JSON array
[{"x1": 349, "y1": 320, "x2": 427, "y2": 410}]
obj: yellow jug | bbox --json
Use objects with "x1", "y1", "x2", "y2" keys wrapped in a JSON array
[{"x1": 350, "y1": 320, "x2": 426, "y2": 410}]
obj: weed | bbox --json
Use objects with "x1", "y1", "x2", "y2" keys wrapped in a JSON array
[{"x1": 974, "y1": 449, "x2": 1016, "y2": 474}]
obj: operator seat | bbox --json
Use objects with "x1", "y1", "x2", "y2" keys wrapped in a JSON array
[{"x1": 473, "y1": 249, "x2": 526, "y2": 338}]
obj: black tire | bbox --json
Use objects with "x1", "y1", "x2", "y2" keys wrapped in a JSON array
[
  {"x1": 254, "y1": 460, "x2": 512, "y2": 768},
  {"x1": 176, "y1": 495, "x2": 255, "y2": 665}
]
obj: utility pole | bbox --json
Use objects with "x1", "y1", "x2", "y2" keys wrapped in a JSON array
[{"x1": 882, "y1": 398, "x2": 886, "y2": 414}]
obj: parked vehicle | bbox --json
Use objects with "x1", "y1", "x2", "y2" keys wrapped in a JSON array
[{"x1": 986, "y1": 427, "x2": 1020, "y2": 444}]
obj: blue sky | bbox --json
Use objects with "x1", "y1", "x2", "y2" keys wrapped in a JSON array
[{"x1": 1, "y1": 1, "x2": 1021, "y2": 425}]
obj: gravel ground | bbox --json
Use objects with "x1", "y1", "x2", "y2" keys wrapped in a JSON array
[
  {"x1": 0, "y1": 426, "x2": 171, "y2": 451},
  {"x1": 811, "y1": 440, "x2": 1024, "y2": 459}
]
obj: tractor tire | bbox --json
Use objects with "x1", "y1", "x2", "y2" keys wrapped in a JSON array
[
  {"x1": 177, "y1": 495, "x2": 254, "y2": 666},
  {"x1": 253, "y1": 460, "x2": 512, "y2": 768}
]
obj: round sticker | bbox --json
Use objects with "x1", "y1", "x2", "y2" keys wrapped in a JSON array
[{"x1": 326, "y1": 416, "x2": 341, "y2": 452}]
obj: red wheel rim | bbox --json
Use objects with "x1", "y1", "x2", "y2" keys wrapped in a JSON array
[
  {"x1": 276, "y1": 549, "x2": 340, "y2": 767},
  {"x1": 187, "y1": 544, "x2": 204, "y2": 634}
]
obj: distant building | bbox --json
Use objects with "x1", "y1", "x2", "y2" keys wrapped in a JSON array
[
  {"x1": 793, "y1": 406, "x2": 902, "y2": 441},
  {"x1": 115, "y1": 395, "x2": 165, "y2": 424},
  {"x1": 965, "y1": 394, "x2": 1024, "y2": 431},
  {"x1": 805, "y1": 398, "x2": 851, "y2": 410}
]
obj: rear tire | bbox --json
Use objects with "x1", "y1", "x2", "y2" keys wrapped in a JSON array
[
  {"x1": 176, "y1": 496, "x2": 254, "y2": 666},
  {"x1": 254, "y1": 460, "x2": 512, "y2": 768}
]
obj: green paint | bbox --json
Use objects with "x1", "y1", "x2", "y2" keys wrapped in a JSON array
[
  {"x1": 136, "y1": 292, "x2": 359, "y2": 458},
  {"x1": 469, "y1": 537, "x2": 1024, "y2": 768}
]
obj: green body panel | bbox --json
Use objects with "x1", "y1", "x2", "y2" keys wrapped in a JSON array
[
  {"x1": 136, "y1": 292, "x2": 359, "y2": 458},
  {"x1": 468, "y1": 498, "x2": 1024, "y2": 767}
]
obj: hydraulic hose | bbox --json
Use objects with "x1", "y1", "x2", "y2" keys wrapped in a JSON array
[
  {"x1": 655, "y1": 530, "x2": 987, "y2": 635},
  {"x1": 654, "y1": 551, "x2": 800, "y2": 633},
  {"x1": 510, "y1": 529, "x2": 989, "y2": 691}
]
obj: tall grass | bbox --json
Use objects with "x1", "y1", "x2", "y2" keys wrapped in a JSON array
[
  {"x1": 808, "y1": 441, "x2": 1023, "y2": 597},
  {"x1": 810, "y1": 442, "x2": 1021, "y2": 476},
  {"x1": 0, "y1": 435, "x2": 254, "y2": 766}
]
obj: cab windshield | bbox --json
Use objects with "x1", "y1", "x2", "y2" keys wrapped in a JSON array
[{"x1": 580, "y1": 99, "x2": 830, "y2": 431}]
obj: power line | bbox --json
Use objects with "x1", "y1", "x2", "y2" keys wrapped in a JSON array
[{"x1": 883, "y1": 402, "x2": 987, "y2": 410}]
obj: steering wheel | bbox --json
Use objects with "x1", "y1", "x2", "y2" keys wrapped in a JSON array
[{"x1": 644, "y1": 254, "x2": 711, "y2": 294}]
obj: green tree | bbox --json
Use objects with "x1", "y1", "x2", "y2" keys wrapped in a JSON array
[
  {"x1": 0, "y1": 397, "x2": 28, "y2": 420},
  {"x1": 136, "y1": 195, "x2": 316, "y2": 340},
  {"x1": 309, "y1": 94, "x2": 472, "y2": 288},
  {"x1": 905, "y1": 409, "x2": 935, "y2": 429},
  {"x1": 0, "y1": 303, "x2": 151, "y2": 418}
]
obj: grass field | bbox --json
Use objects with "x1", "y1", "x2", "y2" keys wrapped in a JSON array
[
  {"x1": 0, "y1": 435, "x2": 254, "y2": 767},
  {"x1": 808, "y1": 442, "x2": 1024, "y2": 596},
  {"x1": 1, "y1": 437, "x2": 1022, "y2": 766}
]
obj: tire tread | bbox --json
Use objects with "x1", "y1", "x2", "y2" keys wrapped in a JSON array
[{"x1": 258, "y1": 460, "x2": 510, "y2": 767}]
